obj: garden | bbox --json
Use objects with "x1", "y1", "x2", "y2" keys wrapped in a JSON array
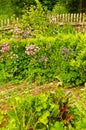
[{"x1": 0, "y1": 0, "x2": 86, "y2": 130}]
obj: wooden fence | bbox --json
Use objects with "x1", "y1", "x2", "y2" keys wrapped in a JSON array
[
  {"x1": 50, "y1": 13, "x2": 86, "y2": 24},
  {"x1": 50, "y1": 13, "x2": 86, "y2": 32},
  {"x1": 0, "y1": 17, "x2": 19, "y2": 29},
  {"x1": 0, "y1": 13, "x2": 86, "y2": 32}
]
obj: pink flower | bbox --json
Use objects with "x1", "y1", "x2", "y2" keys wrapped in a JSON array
[
  {"x1": 25, "y1": 44, "x2": 40, "y2": 56},
  {"x1": 0, "y1": 42, "x2": 10, "y2": 53}
]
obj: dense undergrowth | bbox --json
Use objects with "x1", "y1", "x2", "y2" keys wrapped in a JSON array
[{"x1": 0, "y1": 33, "x2": 86, "y2": 87}]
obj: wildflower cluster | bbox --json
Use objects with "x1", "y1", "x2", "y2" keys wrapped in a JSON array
[
  {"x1": 25, "y1": 44, "x2": 40, "y2": 56},
  {"x1": 22, "y1": 29, "x2": 29, "y2": 39},
  {"x1": 13, "y1": 24, "x2": 21, "y2": 34},
  {"x1": 61, "y1": 47, "x2": 70, "y2": 54},
  {"x1": 13, "y1": 24, "x2": 21, "y2": 39},
  {"x1": 22, "y1": 27, "x2": 35, "y2": 39},
  {"x1": 0, "y1": 42, "x2": 10, "y2": 53},
  {"x1": 61, "y1": 47, "x2": 71, "y2": 59},
  {"x1": 39, "y1": 56, "x2": 49, "y2": 68},
  {"x1": 40, "y1": 56, "x2": 49, "y2": 62},
  {"x1": 61, "y1": 47, "x2": 77, "y2": 59}
]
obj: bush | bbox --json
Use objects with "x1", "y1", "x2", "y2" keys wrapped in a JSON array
[
  {"x1": 52, "y1": 3, "x2": 68, "y2": 14},
  {"x1": 0, "y1": 33, "x2": 86, "y2": 87}
]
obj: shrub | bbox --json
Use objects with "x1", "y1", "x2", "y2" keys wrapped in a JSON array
[
  {"x1": 54, "y1": 33, "x2": 86, "y2": 87},
  {"x1": 0, "y1": 33, "x2": 86, "y2": 87},
  {"x1": 52, "y1": 3, "x2": 68, "y2": 14}
]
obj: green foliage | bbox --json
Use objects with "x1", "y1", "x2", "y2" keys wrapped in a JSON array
[
  {"x1": 44, "y1": 24, "x2": 75, "y2": 37},
  {"x1": 21, "y1": 1, "x2": 48, "y2": 35},
  {"x1": 0, "y1": 0, "x2": 14, "y2": 19},
  {"x1": 0, "y1": 33, "x2": 86, "y2": 87},
  {"x1": 65, "y1": 0, "x2": 82, "y2": 13},
  {"x1": 52, "y1": 2, "x2": 68, "y2": 14},
  {"x1": 0, "y1": 0, "x2": 83, "y2": 20},
  {"x1": 53, "y1": 33, "x2": 86, "y2": 87},
  {"x1": 4, "y1": 90, "x2": 81, "y2": 130},
  {"x1": 0, "y1": 110, "x2": 4, "y2": 125},
  {"x1": 0, "y1": 109, "x2": 8, "y2": 129},
  {"x1": 39, "y1": 0, "x2": 58, "y2": 10},
  {"x1": 57, "y1": 0, "x2": 82, "y2": 13},
  {"x1": 0, "y1": 0, "x2": 49, "y2": 39}
]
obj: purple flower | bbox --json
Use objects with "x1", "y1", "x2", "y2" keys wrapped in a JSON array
[
  {"x1": 47, "y1": 46, "x2": 51, "y2": 49},
  {"x1": 61, "y1": 47, "x2": 70, "y2": 54},
  {"x1": 40, "y1": 56, "x2": 49, "y2": 62}
]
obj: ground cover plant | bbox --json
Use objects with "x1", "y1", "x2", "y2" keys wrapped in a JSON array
[{"x1": 0, "y1": 33, "x2": 86, "y2": 87}]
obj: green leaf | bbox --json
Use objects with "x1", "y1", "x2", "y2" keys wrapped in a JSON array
[
  {"x1": 50, "y1": 122, "x2": 64, "y2": 130},
  {"x1": 39, "y1": 111, "x2": 50, "y2": 125}
]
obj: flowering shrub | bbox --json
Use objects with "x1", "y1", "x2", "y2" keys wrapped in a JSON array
[{"x1": 0, "y1": 33, "x2": 86, "y2": 86}]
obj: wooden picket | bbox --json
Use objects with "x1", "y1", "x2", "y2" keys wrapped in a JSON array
[
  {"x1": 0, "y1": 17, "x2": 19, "y2": 29},
  {"x1": 50, "y1": 13, "x2": 86, "y2": 25},
  {"x1": 0, "y1": 13, "x2": 86, "y2": 32},
  {"x1": 0, "y1": 13, "x2": 86, "y2": 28}
]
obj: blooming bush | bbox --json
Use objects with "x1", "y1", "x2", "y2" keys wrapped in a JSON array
[{"x1": 0, "y1": 33, "x2": 86, "y2": 87}]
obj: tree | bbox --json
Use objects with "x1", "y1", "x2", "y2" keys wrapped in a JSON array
[
  {"x1": 66, "y1": 0, "x2": 82, "y2": 13},
  {"x1": 39, "y1": 0, "x2": 58, "y2": 10},
  {"x1": 11, "y1": 0, "x2": 36, "y2": 16}
]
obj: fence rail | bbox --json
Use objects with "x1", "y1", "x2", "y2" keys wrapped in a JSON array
[
  {"x1": 0, "y1": 17, "x2": 19, "y2": 29},
  {"x1": 0, "y1": 13, "x2": 86, "y2": 32},
  {"x1": 50, "y1": 13, "x2": 86, "y2": 25}
]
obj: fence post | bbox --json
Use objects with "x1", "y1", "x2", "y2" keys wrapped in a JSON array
[
  {"x1": 7, "y1": 18, "x2": 10, "y2": 26},
  {"x1": 70, "y1": 13, "x2": 73, "y2": 23},
  {"x1": 76, "y1": 13, "x2": 79, "y2": 23},
  {"x1": 67, "y1": 13, "x2": 70, "y2": 23},
  {"x1": 1, "y1": 20, "x2": 3, "y2": 27},
  {"x1": 79, "y1": 13, "x2": 82, "y2": 23},
  {"x1": 74, "y1": 13, "x2": 76, "y2": 23}
]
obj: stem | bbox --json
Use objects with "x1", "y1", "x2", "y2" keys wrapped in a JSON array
[{"x1": 12, "y1": 102, "x2": 20, "y2": 125}]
